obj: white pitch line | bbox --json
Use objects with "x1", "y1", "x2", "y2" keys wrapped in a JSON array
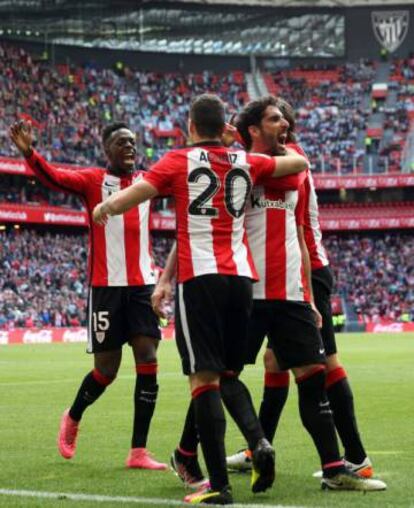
[{"x1": 0, "y1": 488, "x2": 308, "y2": 508}]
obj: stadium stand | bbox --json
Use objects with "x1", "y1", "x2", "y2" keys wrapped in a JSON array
[{"x1": 0, "y1": 40, "x2": 413, "y2": 328}]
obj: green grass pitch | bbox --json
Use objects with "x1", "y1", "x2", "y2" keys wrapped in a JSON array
[{"x1": 1, "y1": 333, "x2": 413, "y2": 508}]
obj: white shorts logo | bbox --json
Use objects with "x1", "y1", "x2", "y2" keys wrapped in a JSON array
[{"x1": 96, "y1": 332, "x2": 106, "y2": 343}]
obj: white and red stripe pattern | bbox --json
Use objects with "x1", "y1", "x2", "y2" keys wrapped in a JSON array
[
  {"x1": 303, "y1": 171, "x2": 330, "y2": 271},
  {"x1": 145, "y1": 144, "x2": 276, "y2": 283},
  {"x1": 246, "y1": 184, "x2": 309, "y2": 302},
  {"x1": 25, "y1": 150, "x2": 155, "y2": 287}
]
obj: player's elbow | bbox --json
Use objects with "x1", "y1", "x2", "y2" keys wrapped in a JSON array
[{"x1": 297, "y1": 156, "x2": 309, "y2": 172}]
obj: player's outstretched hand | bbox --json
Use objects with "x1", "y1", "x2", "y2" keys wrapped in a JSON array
[
  {"x1": 9, "y1": 120, "x2": 34, "y2": 156},
  {"x1": 311, "y1": 302, "x2": 323, "y2": 329},
  {"x1": 151, "y1": 280, "x2": 172, "y2": 319},
  {"x1": 92, "y1": 203, "x2": 108, "y2": 225}
]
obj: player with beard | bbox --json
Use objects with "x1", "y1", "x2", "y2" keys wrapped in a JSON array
[
  {"x1": 224, "y1": 96, "x2": 385, "y2": 491},
  {"x1": 240, "y1": 97, "x2": 376, "y2": 480},
  {"x1": 9, "y1": 120, "x2": 167, "y2": 470}
]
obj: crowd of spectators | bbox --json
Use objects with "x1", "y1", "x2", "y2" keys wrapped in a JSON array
[
  {"x1": 0, "y1": 43, "x2": 246, "y2": 171},
  {"x1": 0, "y1": 175, "x2": 83, "y2": 209},
  {"x1": 1, "y1": 228, "x2": 412, "y2": 329},
  {"x1": 270, "y1": 61, "x2": 376, "y2": 173},
  {"x1": 325, "y1": 233, "x2": 414, "y2": 322},
  {"x1": 0, "y1": 229, "x2": 174, "y2": 329}
]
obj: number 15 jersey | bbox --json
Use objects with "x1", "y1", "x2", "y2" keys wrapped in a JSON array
[{"x1": 144, "y1": 142, "x2": 277, "y2": 283}]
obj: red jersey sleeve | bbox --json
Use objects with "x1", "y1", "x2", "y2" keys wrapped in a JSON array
[
  {"x1": 144, "y1": 152, "x2": 176, "y2": 194},
  {"x1": 25, "y1": 149, "x2": 90, "y2": 195},
  {"x1": 295, "y1": 182, "x2": 307, "y2": 226},
  {"x1": 247, "y1": 153, "x2": 276, "y2": 183}
]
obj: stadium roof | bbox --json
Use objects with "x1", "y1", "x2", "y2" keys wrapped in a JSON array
[{"x1": 0, "y1": 0, "x2": 410, "y2": 58}]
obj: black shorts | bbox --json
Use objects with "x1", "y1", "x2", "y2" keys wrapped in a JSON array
[
  {"x1": 87, "y1": 285, "x2": 161, "y2": 353},
  {"x1": 312, "y1": 266, "x2": 337, "y2": 356},
  {"x1": 175, "y1": 274, "x2": 253, "y2": 375},
  {"x1": 245, "y1": 300, "x2": 326, "y2": 370}
]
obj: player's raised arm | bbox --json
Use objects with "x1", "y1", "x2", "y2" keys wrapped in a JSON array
[
  {"x1": 9, "y1": 120, "x2": 89, "y2": 194},
  {"x1": 271, "y1": 146, "x2": 309, "y2": 177}
]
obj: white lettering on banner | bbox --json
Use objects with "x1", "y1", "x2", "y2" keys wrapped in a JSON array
[
  {"x1": 0, "y1": 331, "x2": 9, "y2": 345},
  {"x1": 0, "y1": 210, "x2": 27, "y2": 220},
  {"x1": 372, "y1": 323, "x2": 404, "y2": 333},
  {"x1": 0, "y1": 160, "x2": 27, "y2": 173},
  {"x1": 23, "y1": 329, "x2": 53, "y2": 344},
  {"x1": 62, "y1": 329, "x2": 87, "y2": 343},
  {"x1": 44, "y1": 212, "x2": 86, "y2": 224}
]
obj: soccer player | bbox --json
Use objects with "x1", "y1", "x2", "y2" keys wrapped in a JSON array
[
  {"x1": 278, "y1": 98, "x2": 376, "y2": 478},
  {"x1": 223, "y1": 96, "x2": 385, "y2": 491},
  {"x1": 9, "y1": 120, "x2": 167, "y2": 470},
  {"x1": 93, "y1": 94, "x2": 309, "y2": 505}
]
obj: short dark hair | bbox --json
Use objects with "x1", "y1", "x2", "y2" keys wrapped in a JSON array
[
  {"x1": 236, "y1": 95, "x2": 278, "y2": 150},
  {"x1": 190, "y1": 94, "x2": 225, "y2": 139},
  {"x1": 276, "y1": 97, "x2": 297, "y2": 144},
  {"x1": 102, "y1": 122, "x2": 129, "y2": 145}
]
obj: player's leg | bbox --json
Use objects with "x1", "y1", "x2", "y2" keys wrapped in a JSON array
[
  {"x1": 171, "y1": 398, "x2": 209, "y2": 490},
  {"x1": 175, "y1": 276, "x2": 233, "y2": 504},
  {"x1": 259, "y1": 348, "x2": 290, "y2": 445},
  {"x1": 221, "y1": 278, "x2": 275, "y2": 495},
  {"x1": 279, "y1": 301, "x2": 385, "y2": 491},
  {"x1": 313, "y1": 267, "x2": 371, "y2": 475},
  {"x1": 124, "y1": 285, "x2": 166, "y2": 470},
  {"x1": 325, "y1": 353, "x2": 372, "y2": 476},
  {"x1": 225, "y1": 303, "x2": 269, "y2": 473},
  {"x1": 58, "y1": 287, "x2": 122, "y2": 460},
  {"x1": 126, "y1": 334, "x2": 167, "y2": 470}
]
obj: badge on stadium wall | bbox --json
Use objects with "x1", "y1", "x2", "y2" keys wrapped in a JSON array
[{"x1": 371, "y1": 11, "x2": 409, "y2": 53}]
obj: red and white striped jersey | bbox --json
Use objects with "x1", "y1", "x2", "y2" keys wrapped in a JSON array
[
  {"x1": 289, "y1": 143, "x2": 330, "y2": 271},
  {"x1": 246, "y1": 176, "x2": 310, "y2": 302},
  {"x1": 144, "y1": 143, "x2": 277, "y2": 283},
  {"x1": 26, "y1": 150, "x2": 155, "y2": 287}
]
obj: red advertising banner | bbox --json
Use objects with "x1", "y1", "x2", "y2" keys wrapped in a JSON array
[
  {"x1": 2, "y1": 156, "x2": 414, "y2": 190},
  {"x1": 0, "y1": 203, "x2": 88, "y2": 226},
  {"x1": 365, "y1": 322, "x2": 414, "y2": 333},
  {"x1": 320, "y1": 216, "x2": 414, "y2": 231},
  {"x1": 0, "y1": 203, "x2": 176, "y2": 230},
  {"x1": 0, "y1": 326, "x2": 174, "y2": 345},
  {"x1": 313, "y1": 174, "x2": 414, "y2": 190}
]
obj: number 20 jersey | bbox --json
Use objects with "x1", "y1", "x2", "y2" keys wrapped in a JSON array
[{"x1": 144, "y1": 143, "x2": 277, "y2": 283}]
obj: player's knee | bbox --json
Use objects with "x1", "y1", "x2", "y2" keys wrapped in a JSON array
[
  {"x1": 132, "y1": 336, "x2": 158, "y2": 363},
  {"x1": 263, "y1": 348, "x2": 279, "y2": 373},
  {"x1": 93, "y1": 366, "x2": 117, "y2": 383},
  {"x1": 189, "y1": 371, "x2": 220, "y2": 392},
  {"x1": 326, "y1": 354, "x2": 340, "y2": 371},
  {"x1": 94, "y1": 350, "x2": 121, "y2": 378}
]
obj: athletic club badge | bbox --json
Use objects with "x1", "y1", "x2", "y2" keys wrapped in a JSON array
[{"x1": 371, "y1": 11, "x2": 409, "y2": 53}]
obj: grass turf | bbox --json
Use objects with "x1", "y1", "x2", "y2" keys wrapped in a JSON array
[{"x1": 0, "y1": 333, "x2": 413, "y2": 508}]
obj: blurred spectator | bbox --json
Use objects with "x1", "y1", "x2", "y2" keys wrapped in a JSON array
[
  {"x1": 0, "y1": 229, "x2": 174, "y2": 329},
  {"x1": 325, "y1": 233, "x2": 414, "y2": 322}
]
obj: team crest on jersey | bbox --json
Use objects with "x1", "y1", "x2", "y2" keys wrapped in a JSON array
[
  {"x1": 371, "y1": 11, "x2": 409, "y2": 53},
  {"x1": 96, "y1": 332, "x2": 106, "y2": 343}
]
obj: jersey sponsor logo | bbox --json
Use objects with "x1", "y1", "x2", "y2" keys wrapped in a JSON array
[
  {"x1": 250, "y1": 194, "x2": 295, "y2": 211},
  {"x1": 372, "y1": 10, "x2": 409, "y2": 53}
]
